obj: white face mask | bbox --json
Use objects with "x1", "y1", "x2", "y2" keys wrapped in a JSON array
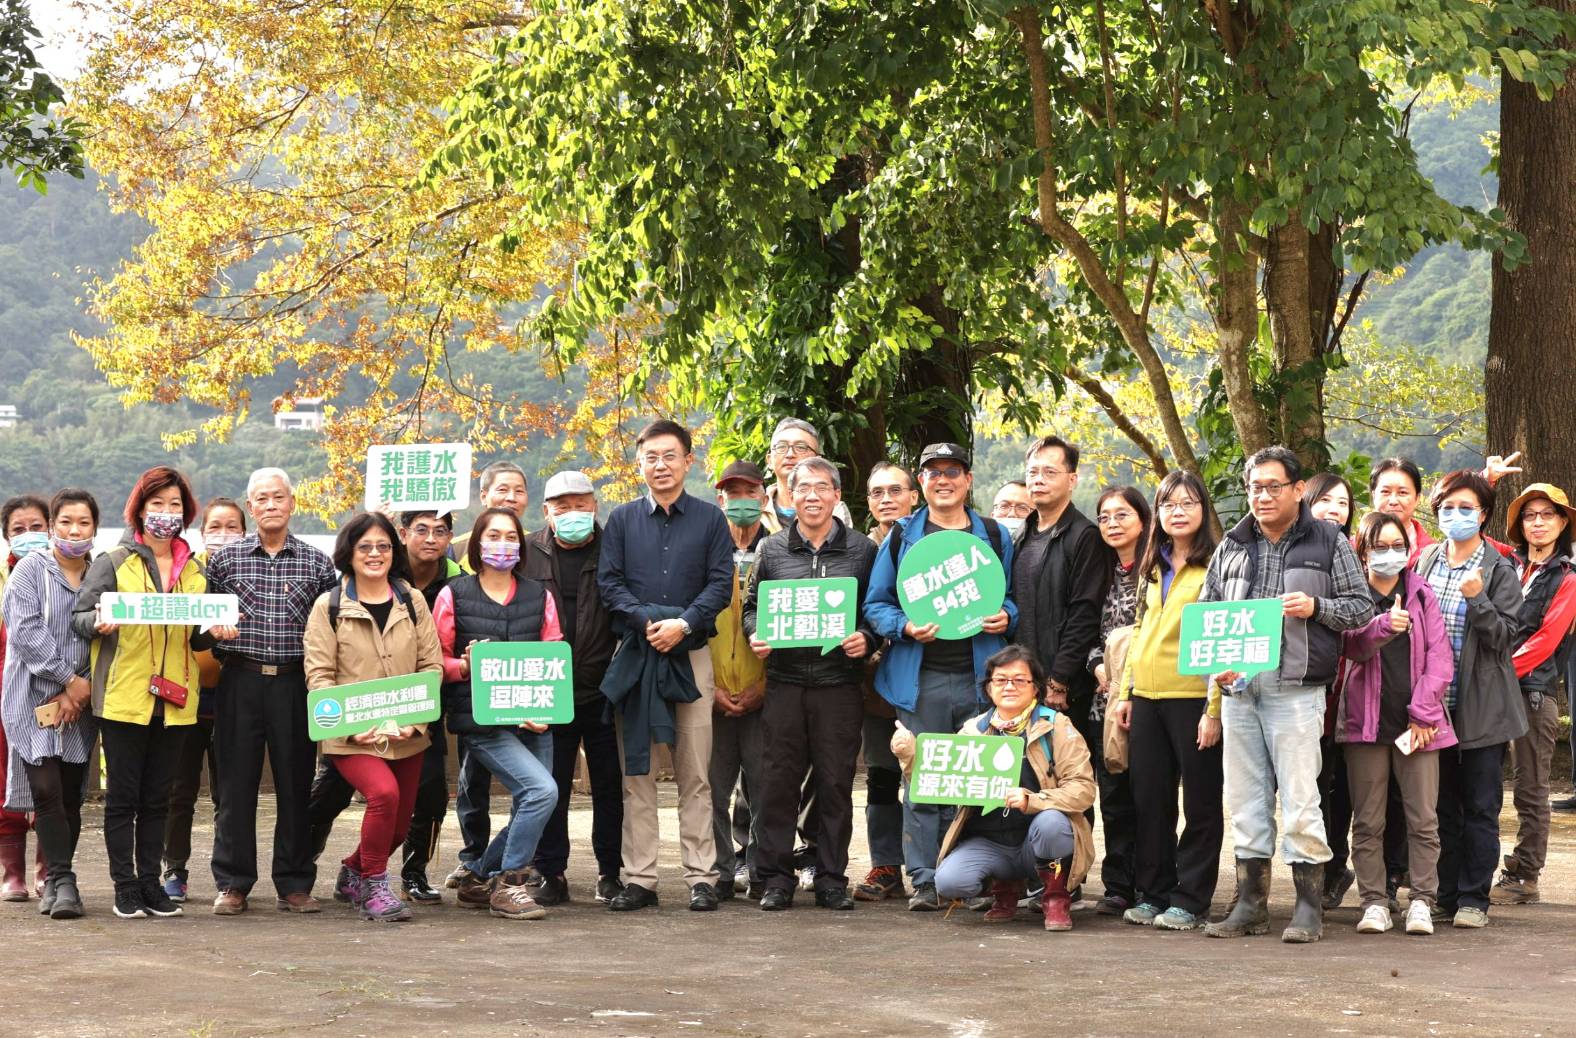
[
  {"x1": 1367, "y1": 549, "x2": 1409, "y2": 578},
  {"x1": 996, "y1": 516, "x2": 1025, "y2": 536}
]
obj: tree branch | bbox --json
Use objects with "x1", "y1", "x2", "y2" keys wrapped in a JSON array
[{"x1": 1067, "y1": 364, "x2": 1170, "y2": 477}]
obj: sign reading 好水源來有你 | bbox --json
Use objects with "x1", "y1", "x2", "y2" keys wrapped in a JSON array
[
  {"x1": 364, "y1": 443, "x2": 473, "y2": 514},
  {"x1": 908, "y1": 732, "x2": 1025, "y2": 809}
]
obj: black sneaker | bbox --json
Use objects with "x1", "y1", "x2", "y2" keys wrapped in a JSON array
[
  {"x1": 715, "y1": 877, "x2": 736, "y2": 901},
  {"x1": 114, "y1": 884, "x2": 148, "y2": 919},
  {"x1": 759, "y1": 887, "x2": 793, "y2": 911},
  {"x1": 534, "y1": 874, "x2": 571, "y2": 907},
  {"x1": 814, "y1": 886, "x2": 855, "y2": 911},
  {"x1": 908, "y1": 883, "x2": 941, "y2": 912},
  {"x1": 595, "y1": 875, "x2": 624, "y2": 904},
  {"x1": 141, "y1": 877, "x2": 184, "y2": 918},
  {"x1": 688, "y1": 882, "x2": 720, "y2": 912}
]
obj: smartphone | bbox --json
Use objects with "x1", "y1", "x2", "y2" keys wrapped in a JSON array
[
  {"x1": 1394, "y1": 728, "x2": 1416, "y2": 756},
  {"x1": 35, "y1": 701, "x2": 61, "y2": 727}
]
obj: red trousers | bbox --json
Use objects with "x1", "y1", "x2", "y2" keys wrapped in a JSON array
[{"x1": 326, "y1": 753, "x2": 423, "y2": 877}]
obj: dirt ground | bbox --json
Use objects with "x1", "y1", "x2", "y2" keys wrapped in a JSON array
[{"x1": 5, "y1": 781, "x2": 1576, "y2": 1038}]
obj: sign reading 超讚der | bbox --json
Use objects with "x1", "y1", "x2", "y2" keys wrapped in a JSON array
[
  {"x1": 96, "y1": 592, "x2": 240, "y2": 632},
  {"x1": 908, "y1": 732, "x2": 1025, "y2": 810},
  {"x1": 364, "y1": 443, "x2": 473, "y2": 514},
  {"x1": 308, "y1": 672, "x2": 441, "y2": 742},
  {"x1": 470, "y1": 642, "x2": 575, "y2": 725},
  {"x1": 757, "y1": 577, "x2": 858, "y2": 654},
  {"x1": 1177, "y1": 598, "x2": 1285, "y2": 678},
  {"x1": 895, "y1": 529, "x2": 1007, "y2": 640}
]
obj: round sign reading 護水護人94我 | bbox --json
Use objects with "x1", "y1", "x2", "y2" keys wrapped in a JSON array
[{"x1": 896, "y1": 528, "x2": 1008, "y2": 640}]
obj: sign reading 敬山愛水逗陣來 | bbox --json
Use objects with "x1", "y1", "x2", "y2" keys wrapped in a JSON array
[
  {"x1": 1177, "y1": 598, "x2": 1284, "y2": 678},
  {"x1": 470, "y1": 642, "x2": 575, "y2": 725},
  {"x1": 364, "y1": 443, "x2": 472, "y2": 513},
  {"x1": 907, "y1": 732, "x2": 1024, "y2": 809},
  {"x1": 308, "y1": 672, "x2": 441, "y2": 742}
]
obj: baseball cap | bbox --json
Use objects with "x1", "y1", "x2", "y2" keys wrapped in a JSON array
[
  {"x1": 715, "y1": 460, "x2": 767, "y2": 489},
  {"x1": 542, "y1": 470, "x2": 595, "y2": 500},
  {"x1": 918, "y1": 443, "x2": 971, "y2": 471}
]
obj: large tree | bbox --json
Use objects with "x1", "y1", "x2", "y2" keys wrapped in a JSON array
[
  {"x1": 1, "y1": 0, "x2": 81, "y2": 189},
  {"x1": 1487, "y1": 0, "x2": 1576, "y2": 515}
]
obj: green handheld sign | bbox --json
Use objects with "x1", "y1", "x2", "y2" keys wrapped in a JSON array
[
  {"x1": 1178, "y1": 598, "x2": 1284, "y2": 678},
  {"x1": 364, "y1": 442, "x2": 473, "y2": 514},
  {"x1": 908, "y1": 732, "x2": 1025, "y2": 809},
  {"x1": 470, "y1": 642, "x2": 576, "y2": 725},
  {"x1": 308, "y1": 672, "x2": 441, "y2": 742},
  {"x1": 895, "y1": 529, "x2": 1007, "y2": 640},
  {"x1": 757, "y1": 577, "x2": 858, "y2": 655}
]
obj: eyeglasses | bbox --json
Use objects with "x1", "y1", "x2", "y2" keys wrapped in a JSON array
[
  {"x1": 1025, "y1": 466, "x2": 1070, "y2": 480},
  {"x1": 868, "y1": 484, "x2": 911, "y2": 499},
  {"x1": 1097, "y1": 510, "x2": 1137, "y2": 526},
  {"x1": 407, "y1": 524, "x2": 451, "y2": 540},
  {"x1": 921, "y1": 465, "x2": 966, "y2": 481},
  {"x1": 356, "y1": 542, "x2": 394, "y2": 556},
  {"x1": 1245, "y1": 481, "x2": 1292, "y2": 499},
  {"x1": 988, "y1": 675, "x2": 1036, "y2": 690},
  {"x1": 1522, "y1": 508, "x2": 1561, "y2": 523},
  {"x1": 792, "y1": 481, "x2": 837, "y2": 497},
  {"x1": 1158, "y1": 499, "x2": 1200, "y2": 514},
  {"x1": 770, "y1": 442, "x2": 817, "y2": 458},
  {"x1": 640, "y1": 451, "x2": 682, "y2": 466}
]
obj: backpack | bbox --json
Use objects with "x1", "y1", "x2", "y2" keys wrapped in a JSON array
[
  {"x1": 888, "y1": 513, "x2": 1007, "y2": 570},
  {"x1": 328, "y1": 581, "x2": 417, "y2": 630}
]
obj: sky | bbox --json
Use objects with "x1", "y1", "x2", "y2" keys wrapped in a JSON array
[{"x1": 26, "y1": 0, "x2": 102, "y2": 79}]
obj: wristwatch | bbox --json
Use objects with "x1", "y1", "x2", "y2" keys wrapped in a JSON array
[{"x1": 677, "y1": 618, "x2": 693, "y2": 636}]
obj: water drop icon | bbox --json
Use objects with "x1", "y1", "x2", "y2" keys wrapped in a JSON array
[{"x1": 991, "y1": 744, "x2": 1015, "y2": 771}]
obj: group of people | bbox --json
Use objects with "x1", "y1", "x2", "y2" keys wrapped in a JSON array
[{"x1": 0, "y1": 416, "x2": 1570, "y2": 944}]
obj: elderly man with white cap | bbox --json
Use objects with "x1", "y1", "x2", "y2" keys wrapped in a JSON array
[{"x1": 521, "y1": 470, "x2": 626, "y2": 906}]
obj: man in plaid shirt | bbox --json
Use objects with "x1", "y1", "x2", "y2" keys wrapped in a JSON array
[{"x1": 205, "y1": 468, "x2": 338, "y2": 916}]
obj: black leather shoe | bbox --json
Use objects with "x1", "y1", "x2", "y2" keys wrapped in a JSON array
[
  {"x1": 608, "y1": 883, "x2": 658, "y2": 912},
  {"x1": 533, "y1": 874, "x2": 570, "y2": 906},
  {"x1": 814, "y1": 886, "x2": 855, "y2": 911},
  {"x1": 715, "y1": 877, "x2": 736, "y2": 901},
  {"x1": 688, "y1": 882, "x2": 720, "y2": 912},
  {"x1": 759, "y1": 887, "x2": 793, "y2": 911},
  {"x1": 402, "y1": 872, "x2": 443, "y2": 904}
]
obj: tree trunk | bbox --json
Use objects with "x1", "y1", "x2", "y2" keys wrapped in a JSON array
[
  {"x1": 1488, "y1": 8, "x2": 1576, "y2": 529},
  {"x1": 1213, "y1": 201, "x2": 1274, "y2": 457},
  {"x1": 1264, "y1": 216, "x2": 1330, "y2": 469}
]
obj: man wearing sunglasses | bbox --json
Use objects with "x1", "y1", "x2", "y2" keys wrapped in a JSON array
[
  {"x1": 864, "y1": 442, "x2": 1017, "y2": 911},
  {"x1": 1201, "y1": 445, "x2": 1371, "y2": 945}
]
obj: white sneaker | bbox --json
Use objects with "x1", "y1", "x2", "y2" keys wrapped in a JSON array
[
  {"x1": 1356, "y1": 904, "x2": 1392, "y2": 934},
  {"x1": 1405, "y1": 900, "x2": 1434, "y2": 935}
]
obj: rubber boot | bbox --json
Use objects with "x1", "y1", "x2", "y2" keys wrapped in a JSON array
[
  {"x1": 1281, "y1": 862, "x2": 1325, "y2": 944},
  {"x1": 1205, "y1": 858, "x2": 1271, "y2": 938},
  {"x1": 50, "y1": 871, "x2": 84, "y2": 920},
  {"x1": 0, "y1": 834, "x2": 28, "y2": 901},
  {"x1": 983, "y1": 880, "x2": 1022, "y2": 923},
  {"x1": 400, "y1": 817, "x2": 441, "y2": 900},
  {"x1": 1037, "y1": 860, "x2": 1073, "y2": 932}
]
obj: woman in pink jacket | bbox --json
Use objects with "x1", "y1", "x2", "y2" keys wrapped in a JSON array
[{"x1": 1337, "y1": 511, "x2": 1455, "y2": 937}]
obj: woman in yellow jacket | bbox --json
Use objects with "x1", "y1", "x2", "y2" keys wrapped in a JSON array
[
  {"x1": 1110, "y1": 470, "x2": 1223, "y2": 932},
  {"x1": 303, "y1": 512, "x2": 442, "y2": 922},
  {"x1": 72, "y1": 466, "x2": 238, "y2": 921}
]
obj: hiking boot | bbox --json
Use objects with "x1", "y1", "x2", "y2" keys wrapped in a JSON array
[
  {"x1": 1205, "y1": 858, "x2": 1271, "y2": 938},
  {"x1": 1405, "y1": 900, "x2": 1434, "y2": 935},
  {"x1": 490, "y1": 871, "x2": 548, "y2": 920},
  {"x1": 1154, "y1": 907, "x2": 1204, "y2": 931},
  {"x1": 1037, "y1": 860, "x2": 1073, "y2": 932},
  {"x1": 212, "y1": 890, "x2": 247, "y2": 916},
  {"x1": 983, "y1": 881, "x2": 1022, "y2": 923},
  {"x1": 1490, "y1": 872, "x2": 1540, "y2": 905},
  {"x1": 113, "y1": 882, "x2": 148, "y2": 920},
  {"x1": 1356, "y1": 904, "x2": 1392, "y2": 934},
  {"x1": 1281, "y1": 862, "x2": 1325, "y2": 944},
  {"x1": 533, "y1": 874, "x2": 570, "y2": 907},
  {"x1": 854, "y1": 865, "x2": 905, "y2": 902},
  {"x1": 0, "y1": 835, "x2": 28, "y2": 901},
  {"x1": 359, "y1": 872, "x2": 413, "y2": 921},
  {"x1": 444, "y1": 863, "x2": 472, "y2": 889},
  {"x1": 455, "y1": 868, "x2": 494, "y2": 910},
  {"x1": 335, "y1": 865, "x2": 364, "y2": 906},
  {"x1": 141, "y1": 876, "x2": 184, "y2": 918},
  {"x1": 1123, "y1": 901, "x2": 1163, "y2": 926},
  {"x1": 1322, "y1": 867, "x2": 1355, "y2": 910},
  {"x1": 49, "y1": 872, "x2": 83, "y2": 920},
  {"x1": 907, "y1": 883, "x2": 941, "y2": 912}
]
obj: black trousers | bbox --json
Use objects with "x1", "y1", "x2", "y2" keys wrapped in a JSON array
[
  {"x1": 210, "y1": 665, "x2": 316, "y2": 897},
  {"x1": 455, "y1": 750, "x2": 492, "y2": 862},
  {"x1": 1437, "y1": 742, "x2": 1506, "y2": 913},
  {"x1": 100, "y1": 716, "x2": 180, "y2": 888},
  {"x1": 757, "y1": 680, "x2": 863, "y2": 893},
  {"x1": 23, "y1": 757, "x2": 88, "y2": 880},
  {"x1": 308, "y1": 732, "x2": 448, "y2": 877},
  {"x1": 533, "y1": 697, "x2": 624, "y2": 878},
  {"x1": 1128, "y1": 697, "x2": 1224, "y2": 916},
  {"x1": 1318, "y1": 735, "x2": 1353, "y2": 874},
  {"x1": 163, "y1": 713, "x2": 219, "y2": 878},
  {"x1": 1073, "y1": 702, "x2": 1137, "y2": 900}
]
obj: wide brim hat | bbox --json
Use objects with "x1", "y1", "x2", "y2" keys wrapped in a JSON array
[{"x1": 1505, "y1": 482, "x2": 1576, "y2": 546}]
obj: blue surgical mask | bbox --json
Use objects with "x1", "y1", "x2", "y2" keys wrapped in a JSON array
[
  {"x1": 480, "y1": 541, "x2": 521, "y2": 571},
  {"x1": 996, "y1": 516, "x2": 1025, "y2": 536},
  {"x1": 1438, "y1": 508, "x2": 1481, "y2": 543},
  {"x1": 552, "y1": 511, "x2": 595, "y2": 546},
  {"x1": 9, "y1": 531, "x2": 49, "y2": 559},
  {"x1": 775, "y1": 502, "x2": 796, "y2": 521},
  {"x1": 1367, "y1": 549, "x2": 1409, "y2": 578}
]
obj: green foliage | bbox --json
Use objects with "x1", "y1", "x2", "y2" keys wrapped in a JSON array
[{"x1": 0, "y1": 0, "x2": 81, "y2": 191}]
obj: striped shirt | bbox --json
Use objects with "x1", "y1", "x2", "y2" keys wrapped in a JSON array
[
  {"x1": 1, "y1": 551, "x2": 95, "y2": 813},
  {"x1": 1426, "y1": 542, "x2": 1485, "y2": 708},
  {"x1": 204, "y1": 532, "x2": 338, "y2": 664}
]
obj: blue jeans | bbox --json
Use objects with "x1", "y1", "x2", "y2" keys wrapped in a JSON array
[
  {"x1": 934, "y1": 812, "x2": 1075, "y2": 899},
  {"x1": 863, "y1": 714, "x2": 903, "y2": 870},
  {"x1": 459, "y1": 729, "x2": 557, "y2": 877},
  {"x1": 1221, "y1": 673, "x2": 1330, "y2": 864},
  {"x1": 897, "y1": 667, "x2": 986, "y2": 887}
]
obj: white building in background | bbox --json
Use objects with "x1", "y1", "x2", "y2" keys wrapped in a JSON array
[
  {"x1": 0, "y1": 405, "x2": 19, "y2": 429},
  {"x1": 274, "y1": 398, "x2": 325, "y2": 432}
]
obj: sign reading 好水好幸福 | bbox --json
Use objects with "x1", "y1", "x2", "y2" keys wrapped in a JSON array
[
  {"x1": 757, "y1": 577, "x2": 858, "y2": 655},
  {"x1": 895, "y1": 529, "x2": 1007, "y2": 640},
  {"x1": 1177, "y1": 598, "x2": 1284, "y2": 678},
  {"x1": 470, "y1": 642, "x2": 575, "y2": 725},
  {"x1": 364, "y1": 443, "x2": 473, "y2": 514},
  {"x1": 95, "y1": 592, "x2": 239, "y2": 632},
  {"x1": 908, "y1": 732, "x2": 1025, "y2": 810},
  {"x1": 308, "y1": 672, "x2": 441, "y2": 742}
]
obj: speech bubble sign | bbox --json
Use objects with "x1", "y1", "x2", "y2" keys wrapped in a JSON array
[
  {"x1": 895, "y1": 529, "x2": 1007, "y2": 639},
  {"x1": 307, "y1": 671, "x2": 441, "y2": 742},
  {"x1": 757, "y1": 577, "x2": 859, "y2": 655},
  {"x1": 908, "y1": 732, "x2": 1025, "y2": 810},
  {"x1": 364, "y1": 443, "x2": 473, "y2": 514},
  {"x1": 1178, "y1": 598, "x2": 1285, "y2": 680},
  {"x1": 96, "y1": 591, "x2": 241, "y2": 633},
  {"x1": 470, "y1": 642, "x2": 576, "y2": 725}
]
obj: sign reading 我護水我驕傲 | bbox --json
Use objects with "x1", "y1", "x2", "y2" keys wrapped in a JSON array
[{"x1": 364, "y1": 443, "x2": 472, "y2": 514}]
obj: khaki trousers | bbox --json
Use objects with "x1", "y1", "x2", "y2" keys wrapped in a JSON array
[
  {"x1": 1346, "y1": 742, "x2": 1439, "y2": 907},
  {"x1": 1507, "y1": 694, "x2": 1560, "y2": 878},
  {"x1": 616, "y1": 648, "x2": 719, "y2": 890}
]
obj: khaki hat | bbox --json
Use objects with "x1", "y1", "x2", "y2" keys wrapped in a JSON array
[{"x1": 1505, "y1": 482, "x2": 1576, "y2": 546}]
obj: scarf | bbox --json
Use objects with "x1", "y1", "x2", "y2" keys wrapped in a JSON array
[{"x1": 988, "y1": 704, "x2": 1035, "y2": 737}]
